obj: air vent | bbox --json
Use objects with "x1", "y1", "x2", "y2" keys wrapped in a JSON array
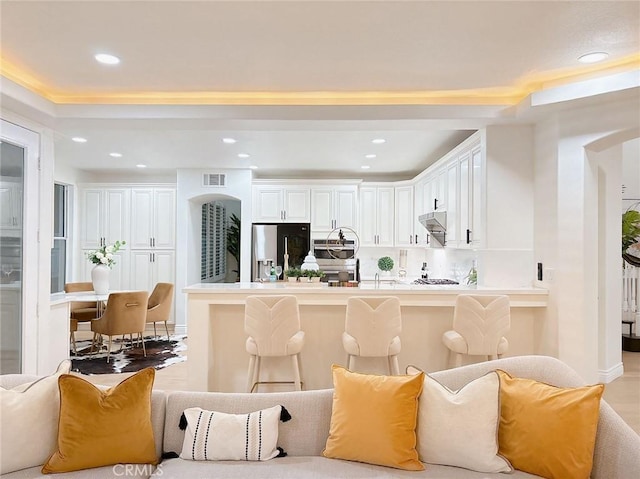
[{"x1": 203, "y1": 173, "x2": 226, "y2": 187}]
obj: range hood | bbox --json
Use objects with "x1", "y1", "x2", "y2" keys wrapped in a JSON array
[{"x1": 418, "y1": 211, "x2": 446, "y2": 246}]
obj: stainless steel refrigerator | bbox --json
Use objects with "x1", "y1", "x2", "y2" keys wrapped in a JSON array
[{"x1": 252, "y1": 223, "x2": 310, "y2": 281}]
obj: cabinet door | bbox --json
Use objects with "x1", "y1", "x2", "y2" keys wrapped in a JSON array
[
  {"x1": 394, "y1": 186, "x2": 414, "y2": 246},
  {"x1": 446, "y1": 161, "x2": 458, "y2": 247},
  {"x1": 130, "y1": 189, "x2": 154, "y2": 249},
  {"x1": 0, "y1": 184, "x2": 16, "y2": 228},
  {"x1": 154, "y1": 250, "x2": 175, "y2": 285},
  {"x1": 376, "y1": 187, "x2": 395, "y2": 246},
  {"x1": 311, "y1": 188, "x2": 334, "y2": 231},
  {"x1": 130, "y1": 250, "x2": 155, "y2": 291},
  {"x1": 252, "y1": 187, "x2": 283, "y2": 222},
  {"x1": 283, "y1": 188, "x2": 310, "y2": 222},
  {"x1": 335, "y1": 187, "x2": 358, "y2": 230},
  {"x1": 434, "y1": 169, "x2": 447, "y2": 211},
  {"x1": 153, "y1": 188, "x2": 176, "y2": 248},
  {"x1": 414, "y1": 181, "x2": 428, "y2": 245},
  {"x1": 359, "y1": 187, "x2": 378, "y2": 246},
  {"x1": 471, "y1": 146, "x2": 483, "y2": 247},
  {"x1": 459, "y1": 152, "x2": 471, "y2": 247},
  {"x1": 103, "y1": 189, "x2": 129, "y2": 246},
  {"x1": 80, "y1": 189, "x2": 103, "y2": 249}
]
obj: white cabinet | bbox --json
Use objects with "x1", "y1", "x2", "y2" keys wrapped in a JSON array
[
  {"x1": 359, "y1": 186, "x2": 394, "y2": 246},
  {"x1": 467, "y1": 145, "x2": 483, "y2": 247},
  {"x1": 0, "y1": 179, "x2": 22, "y2": 231},
  {"x1": 130, "y1": 250, "x2": 175, "y2": 291},
  {"x1": 445, "y1": 161, "x2": 459, "y2": 246},
  {"x1": 82, "y1": 251, "x2": 129, "y2": 291},
  {"x1": 130, "y1": 188, "x2": 176, "y2": 249},
  {"x1": 311, "y1": 186, "x2": 358, "y2": 232},
  {"x1": 425, "y1": 168, "x2": 447, "y2": 213},
  {"x1": 79, "y1": 188, "x2": 130, "y2": 250},
  {"x1": 252, "y1": 186, "x2": 310, "y2": 223},
  {"x1": 394, "y1": 185, "x2": 417, "y2": 246}
]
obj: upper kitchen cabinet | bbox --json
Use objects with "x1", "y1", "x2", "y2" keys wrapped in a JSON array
[
  {"x1": 425, "y1": 167, "x2": 447, "y2": 213},
  {"x1": 79, "y1": 187, "x2": 130, "y2": 250},
  {"x1": 252, "y1": 184, "x2": 311, "y2": 223},
  {"x1": 460, "y1": 143, "x2": 483, "y2": 248},
  {"x1": 359, "y1": 185, "x2": 394, "y2": 246},
  {"x1": 311, "y1": 185, "x2": 358, "y2": 233},
  {"x1": 0, "y1": 178, "x2": 22, "y2": 232},
  {"x1": 130, "y1": 187, "x2": 176, "y2": 249},
  {"x1": 394, "y1": 185, "x2": 417, "y2": 247}
]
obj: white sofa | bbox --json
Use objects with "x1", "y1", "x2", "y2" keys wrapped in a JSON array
[{"x1": 2, "y1": 355, "x2": 639, "y2": 478}]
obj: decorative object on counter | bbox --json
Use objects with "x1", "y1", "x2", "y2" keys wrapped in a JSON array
[
  {"x1": 326, "y1": 226, "x2": 360, "y2": 260},
  {"x1": 466, "y1": 261, "x2": 478, "y2": 285},
  {"x1": 377, "y1": 256, "x2": 394, "y2": 275},
  {"x1": 302, "y1": 269, "x2": 325, "y2": 282},
  {"x1": 421, "y1": 261, "x2": 429, "y2": 279},
  {"x1": 398, "y1": 249, "x2": 408, "y2": 278},
  {"x1": 226, "y1": 213, "x2": 241, "y2": 281},
  {"x1": 285, "y1": 267, "x2": 301, "y2": 282},
  {"x1": 87, "y1": 240, "x2": 125, "y2": 294},
  {"x1": 300, "y1": 250, "x2": 319, "y2": 272}
]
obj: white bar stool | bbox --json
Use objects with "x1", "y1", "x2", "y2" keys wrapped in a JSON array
[
  {"x1": 442, "y1": 294, "x2": 511, "y2": 368},
  {"x1": 342, "y1": 296, "x2": 402, "y2": 375},
  {"x1": 244, "y1": 295, "x2": 305, "y2": 392}
]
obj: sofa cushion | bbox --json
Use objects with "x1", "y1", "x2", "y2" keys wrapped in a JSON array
[
  {"x1": 496, "y1": 369, "x2": 604, "y2": 479},
  {"x1": 406, "y1": 366, "x2": 511, "y2": 473},
  {"x1": 0, "y1": 360, "x2": 71, "y2": 475},
  {"x1": 179, "y1": 405, "x2": 289, "y2": 461},
  {"x1": 42, "y1": 368, "x2": 158, "y2": 474},
  {"x1": 322, "y1": 365, "x2": 424, "y2": 471}
]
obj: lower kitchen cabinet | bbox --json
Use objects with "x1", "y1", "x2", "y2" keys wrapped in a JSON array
[{"x1": 130, "y1": 250, "x2": 175, "y2": 292}]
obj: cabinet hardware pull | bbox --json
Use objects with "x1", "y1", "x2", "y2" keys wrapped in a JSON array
[
  {"x1": 409, "y1": 235, "x2": 413, "y2": 244},
  {"x1": 415, "y1": 234, "x2": 418, "y2": 244},
  {"x1": 466, "y1": 229, "x2": 471, "y2": 244},
  {"x1": 150, "y1": 238, "x2": 153, "y2": 247},
  {"x1": 153, "y1": 237, "x2": 155, "y2": 247},
  {"x1": 434, "y1": 198, "x2": 438, "y2": 210},
  {"x1": 426, "y1": 234, "x2": 430, "y2": 245}
]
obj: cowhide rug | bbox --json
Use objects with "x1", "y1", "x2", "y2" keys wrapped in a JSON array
[{"x1": 71, "y1": 335, "x2": 187, "y2": 375}]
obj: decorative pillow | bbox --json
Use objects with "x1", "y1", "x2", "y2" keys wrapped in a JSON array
[
  {"x1": 179, "y1": 405, "x2": 291, "y2": 461},
  {"x1": 496, "y1": 369, "x2": 604, "y2": 479},
  {"x1": 0, "y1": 360, "x2": 71, "y2": 474},
  {"x1": 322, "y1": 365, "x2": 425, "y2": 471},
  {"x1": 41, "y1": 367, "x2": 157, "y2": 474},
  {"x1": 406, "y1": 366, "x2": 512, "y2": 473}
]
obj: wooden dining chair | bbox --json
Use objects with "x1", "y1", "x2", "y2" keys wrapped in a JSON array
[{"x1": 91, "y1": 291, "x2": 149, "y2": 363}]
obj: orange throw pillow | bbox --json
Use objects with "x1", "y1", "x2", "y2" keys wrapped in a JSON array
[
  {"x1": 323, "y1": 365, "x2": 425, "y2": 471},
  {"x1": 42, "y1": 368, "x2": 157, "y2": 474},
  {"x1": 496, "y1": 369, "x2": 604, "y2": 479}
]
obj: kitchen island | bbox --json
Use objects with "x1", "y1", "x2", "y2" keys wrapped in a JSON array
[{"x1": 184, "y1": 282, "x2": 548, "y2": 392}]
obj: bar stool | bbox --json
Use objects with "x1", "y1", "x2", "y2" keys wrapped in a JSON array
[
  {"x1": 342, "y1": 296, "x2": 402, "y2": 375},
  {"x1": 244, "y1": 295, "x2": 305, "y2": 392},
  {"x1": 442, "y1": 294, "x2": 510, "y2": 368}
]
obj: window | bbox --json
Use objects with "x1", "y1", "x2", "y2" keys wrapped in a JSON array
[
  {"x1": 50, "y1": 183, "x2": 68, "y2": 293},
  {"x1": 201, "y1": 201, "x2": 227, "y2": 282}
]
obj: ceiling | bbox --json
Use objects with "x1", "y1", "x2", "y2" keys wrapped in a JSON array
[{"x1": 1, "y1": 0, "x2": 638, "y2": 179}]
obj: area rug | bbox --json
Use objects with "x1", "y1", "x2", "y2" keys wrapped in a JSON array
[{"x1": 71, "y1": 335, "x2": 187, "y2": 375}]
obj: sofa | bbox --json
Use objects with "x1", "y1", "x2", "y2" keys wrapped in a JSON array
[{"x1": 1, "y1": 355, "x2": 639, "y2": 478}]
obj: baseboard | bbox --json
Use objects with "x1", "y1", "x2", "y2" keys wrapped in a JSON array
[
  {"x1": 598, "y1": 361, "x2": 624, "y2": 383},
  {"x1": 174, "y1": 324, "x2": 187, "y2": 336}
]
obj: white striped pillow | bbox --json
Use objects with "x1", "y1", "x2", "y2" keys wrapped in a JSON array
[{"x1": 179, "y1": 405, "x2": 290, "y2": 461}]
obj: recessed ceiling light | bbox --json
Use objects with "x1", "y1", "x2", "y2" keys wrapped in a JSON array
[
  {"x1": 365, "y1": 154, "x2": 377, "y2": 159},
  {"x1": 578, "y1": 52, "x2": 609, "y2": 64},
  {"x1": 238, "y1": 153, "x2": 250, "y2": 158},
  {"x1": 372, "y1": 138, "x2": 386, "y2": 144},
  {"x1": 109, "y1": 152, "x2": 122, "y2": 158},
  {"x1": 136, "y1": 164, "x2": 147, "y2": 168},
  {"x1": 361, "y1": 165, "x2": 371, "y2": 169},
  {"x1": 94, "y1": 53, "x2": 120, "y2": 65},
  {"x1": 72, "y1": 137, "x2": 87, "y2": 143},
  {"x1": 249, "y1": 165, "x2": 258, "y2": 170},
  {"x1": 222, "y1": 138, "x2": 237, "y2": 144}
]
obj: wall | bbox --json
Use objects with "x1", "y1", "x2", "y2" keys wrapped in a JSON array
[
  {"x1": 175, "y1": 168, "x2": 252, "y2": 334},
  {"x1": 622, "y1": 138, "x2": 640, "y2": 200}
]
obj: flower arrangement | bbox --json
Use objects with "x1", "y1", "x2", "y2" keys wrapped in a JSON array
[{"x1": 87, "y1": 240, "x2": 125, "y2": 268}]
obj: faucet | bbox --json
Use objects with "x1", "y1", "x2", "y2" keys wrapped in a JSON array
[{"x1": 374, "y1": 272, "x2": 380, "y2": 287}]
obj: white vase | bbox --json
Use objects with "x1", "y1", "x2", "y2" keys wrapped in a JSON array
[{"x1": 91, "y1": 264, "x2": 110, "y2": 294}]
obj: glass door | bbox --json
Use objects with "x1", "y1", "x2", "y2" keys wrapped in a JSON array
[{"x1": 0, "y1": 140, "x2": 24, "y2": 373}]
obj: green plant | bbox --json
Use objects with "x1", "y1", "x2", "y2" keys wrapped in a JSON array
[
  {"x1": 301, "y1": 268, "x2": 315, "y2": 277},
  {"x1": 377, "y1": 256, "x2": 394, "y2": 272},
  {"x1": 86, "y1": 240, "x2": 126, "y2": 268},
  {"x1": 285, "y1": 267, "x2": 301, "y2": 278},
  {"x1": 226, "y1": 213, "x2": 241, "y2": 279},
  {"x1": 622, "y1": 209, "x2": 640, "y2": 254},
  {"x1": 466, "y1": 266, "x2": 477, "y2": 285}
]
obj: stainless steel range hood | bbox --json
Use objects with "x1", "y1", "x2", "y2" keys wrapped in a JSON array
[{"x1": 418, "y1": 211, "x2": 446, "y2": 246}]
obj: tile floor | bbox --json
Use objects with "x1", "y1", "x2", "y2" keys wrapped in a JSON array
[{"x1": 77, "y1": 337, "x2": 640, "y2": 435}]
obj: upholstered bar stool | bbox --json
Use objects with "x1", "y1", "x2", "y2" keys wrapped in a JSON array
[
  {"x1": 342, "y1": 296, "x2": 402, "y2": 375},
  {"x1": 442, "y1": 294, "x2": 511, "y2": 368},
  {"x1": 244, "y1": 295, "x2": 305, "y2": 392}
]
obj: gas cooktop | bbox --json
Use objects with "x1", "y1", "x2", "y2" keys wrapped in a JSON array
[{"x1": 412, "y1": 278, "x2": 459, "y2": 285}]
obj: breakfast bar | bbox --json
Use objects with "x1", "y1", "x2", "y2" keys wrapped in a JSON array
[{"x1": 184, "y1": 282, "x2": 548, "y2": 392}]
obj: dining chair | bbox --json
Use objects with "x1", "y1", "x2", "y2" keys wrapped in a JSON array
[
  {"x1": 65, "y1": 282, "x2": 98, "y2": 354},
  {"x1": 146, "y1": 283, "x2": 174, "y2": 341},
  {"x1": 90, "y1": 291, "x2": 149, "y2": 363}
]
